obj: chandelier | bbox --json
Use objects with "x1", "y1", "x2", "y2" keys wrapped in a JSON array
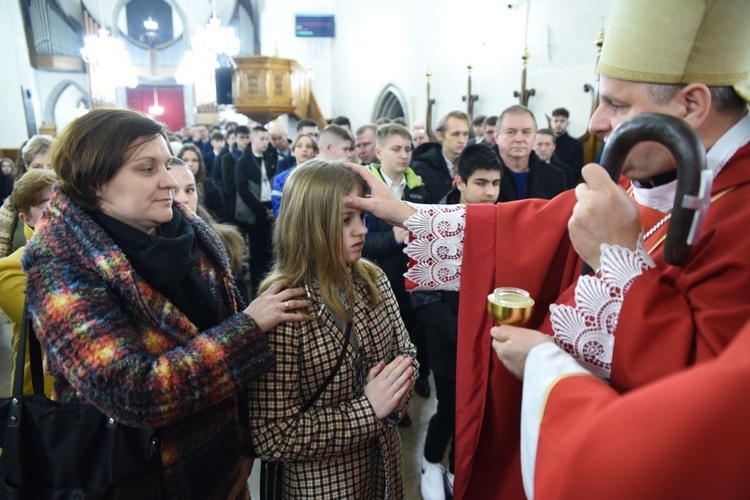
[
  {"x1": 175, "y1": 48, "x2": 219, "y2": 85},
  {"x1": 80, "y1": 27, "x2": 138, "y2": 89},
  {"x1": 192, "y1": 15, "x2": 240, "y2": 58},
  {"x1": 175, "y1": 0, "x2": 239, "y2": 86}
]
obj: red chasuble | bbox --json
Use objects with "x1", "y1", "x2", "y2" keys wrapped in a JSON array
[
  {"x1": 535, "y1": 318, "x2": 750, "y2": 499},
  {"x1": 453, "y1": 143, "x2": 750, "y2": 499}
]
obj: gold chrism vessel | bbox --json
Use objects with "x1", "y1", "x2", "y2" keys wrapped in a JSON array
[{"x1": 486, "y1": 287, "x2": 535, "y2": 325}]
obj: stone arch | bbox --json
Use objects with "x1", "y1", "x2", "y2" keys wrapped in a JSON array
[
  {"x1": 372, "y1": 84, "x2": 408, "y2": 122},
  {"x1": 44, "y1": 80, "x2": 89, "y2": 124}
]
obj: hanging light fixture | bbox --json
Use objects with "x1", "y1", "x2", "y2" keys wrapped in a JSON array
[
  {"x1": 143, "y1": 16, "x2": 158, "y2": 32},
  {"x1": 192, "y1": 0, "x2": 240, "y2": 58},
  {"x1": 191, "y1": 18, "x2": 240, "y2": 59},
  {"x1": 80, "y1": 27, "x2": 138, "y2": 89},
  {"x1": 175, "y1": 48, "x2": 219, "y2": 85},
  {"x1": 148, "y1": 87, "x2": 164, "y2": 116},
  {"x1": 175, "y1": 0, "x2": 239, "y2": 86}
]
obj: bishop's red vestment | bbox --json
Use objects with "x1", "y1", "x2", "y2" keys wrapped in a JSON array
[{"x1": 434, "y1": 141, "x2": 750, "y2": 499}]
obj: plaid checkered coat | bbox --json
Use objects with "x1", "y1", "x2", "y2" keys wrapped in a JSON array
[{"x1": 249, "y1": 269, "x2": 417, "y2": 499}]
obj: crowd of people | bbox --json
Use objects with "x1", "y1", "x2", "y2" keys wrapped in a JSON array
[
  {"x1": 1, "y1": 0, "x2": 749, "y2": 498},
  {"x1": 343, "y1": 1, "x2": 750, "y2": 499},
  {"x1": 0, "y1": 97, "x2": 582, "y2": 499}
]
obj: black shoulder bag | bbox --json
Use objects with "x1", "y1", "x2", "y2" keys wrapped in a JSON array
[
  {"x1": 260, "y1": 321, "x2": 352, "y2": 500},
  {"x1": 0, "y1": 301, "x2": 164, "y2": 499}
]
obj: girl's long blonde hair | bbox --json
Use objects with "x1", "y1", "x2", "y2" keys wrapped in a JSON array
[{"x1": 259, "y1": 160, "x2": 381, "y2": 321}]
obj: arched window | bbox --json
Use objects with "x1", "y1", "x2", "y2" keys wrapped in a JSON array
[
  {"x1": 45, "y1": 80, "x2": 89, "y2": 133},
  {"x1": 372, "y1": 85, "x2": 408, "y2": 121}
]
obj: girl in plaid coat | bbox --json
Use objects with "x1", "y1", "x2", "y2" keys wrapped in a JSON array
[{"x1": 249, "y1": 160, "x2": 418, "y2": 499}]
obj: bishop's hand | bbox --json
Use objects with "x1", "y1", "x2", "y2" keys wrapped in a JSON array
[
  {"x1": 568, "y1": 164, "x2": 641, "y2": 270},
  {"x1": 343, "y1": 163, "x2": 417, "y2": 228},
  {"x1": 491, "y1": 325, "x2": 552, "y2": 380}
]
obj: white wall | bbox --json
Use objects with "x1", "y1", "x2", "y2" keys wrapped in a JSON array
[
  {"x1": 36, "y1": 71, "x2": 89, "y2": 123},
  {"x1": 259, "y1": 0, "x2": 613, "y2": 136},
  {"x1": 257, "y1": 0, "x2": 335, "y2": 120},
  {"x1": 0, "y1": 0, "x2": 37, "y2": 149},
  {"x1": 1, "y1": 0, "x2": 615, "y2": 149},
  {"x1": 0, "y1": 1, "x2": 89, "y2": 148}
]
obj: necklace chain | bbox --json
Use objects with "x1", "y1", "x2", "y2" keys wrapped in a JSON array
[{"x1": 643, "y1": 213, "x2": 671, "y2": 240}]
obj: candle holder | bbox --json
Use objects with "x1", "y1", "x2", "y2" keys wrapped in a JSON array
[{"x1": 486, "y1": 287, "x2": 535, "y2": 325}]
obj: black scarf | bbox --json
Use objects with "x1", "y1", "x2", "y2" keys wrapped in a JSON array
[{"x1": 91, "y1": 206, "x2": 221, "y2": 331}]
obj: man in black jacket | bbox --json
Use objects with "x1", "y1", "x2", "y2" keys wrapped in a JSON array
[
  {"x1": 234, "y1": 126, "x2": 277, "y2": 294},
  {"x1": 202, "y1": 131, "x2": 225, "y2": 177},
  {"x1": 496, "y1": 106, "x2": 569, "y2": 202},
  {"x1": 216, "y1": 126, "x2": 249, "y2": 221},
  {"x1": 414, "y1": 144, "x2": 502, "y2": 500},
  {"x1": 551, "y1": 107, "x2": 584, "y2": 169},
  {"x1": 269, "y1": 123, "x2": 292, "y2": 161},
  {"x1": 534, "y1": 128, "x2": 580, "y2": 188},
  {"x1": 411, "y1": 110, "x2": 471, "y2": 203},
  {"x1": 361, "y1": 123, "x2": 431, "y2": 427}
]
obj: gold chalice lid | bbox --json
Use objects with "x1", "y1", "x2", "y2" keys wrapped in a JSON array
[{"x1": 487, "y1": 287, "x2": 535, "y2": 325}]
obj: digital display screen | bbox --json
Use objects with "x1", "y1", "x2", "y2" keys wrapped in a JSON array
[{"x1": 295, "y1": 14, "x2": 335, "y2": 38}]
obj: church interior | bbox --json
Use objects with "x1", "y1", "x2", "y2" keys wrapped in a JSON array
[
  {"x1": 0, "y1": 0, "x2": 620, "y2": 498},
  {"x1": 0, "y1": 0, "x2": 615, "y2": 157}
]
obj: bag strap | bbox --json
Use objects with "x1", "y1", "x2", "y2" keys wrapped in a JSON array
[
  {"x1": 300, "y1": 321, "x2": 351, "y2": 412},
  {"x1": 258, "y1": 322, "x2": 352, "y2": 500},
  {"x1": 11, "y1": 299, "x2": 45, "y2": 398}
]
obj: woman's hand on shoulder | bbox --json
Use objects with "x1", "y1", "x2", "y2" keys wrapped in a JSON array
[{"x1": 243, "y1": 280, "x2": 310, "y2": 332}]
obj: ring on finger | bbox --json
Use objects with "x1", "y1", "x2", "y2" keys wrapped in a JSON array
[{"x1": 284, "y1": 301, "x2": 290, "y2": 310}]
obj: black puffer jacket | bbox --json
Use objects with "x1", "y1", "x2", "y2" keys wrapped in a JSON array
[{"x1": 411, "y1": 142, "x2": 453, "y2": 204}]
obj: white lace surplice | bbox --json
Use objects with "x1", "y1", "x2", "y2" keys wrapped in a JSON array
[
  {"x1": 549, "y1": 237, "x2": 655, "y2": 379},
  {"x1": 403, "y1": 204, "x2": 465, "y2": 291},
  {"x1": 403, "y1": 203, "x2": 657, "y2": 380}
]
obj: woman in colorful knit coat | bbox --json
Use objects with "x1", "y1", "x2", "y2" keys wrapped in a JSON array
[
  {"x1": 249, "y1": 160, "x2": 417, "y2": 499},
  {"x1": 21, "y1": 108, "x2": 309, "y2": 500}
]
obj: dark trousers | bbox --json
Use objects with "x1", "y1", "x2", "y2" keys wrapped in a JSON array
[
  {"x1": 401, "y1": 307, "x2": 430, "y2": 378},
  {"x1": 423, "y1": 373, "x2": 455, "y2": 473},
  {"x1": 240, "y1": 202, "x2": 274, "y2": 296}
]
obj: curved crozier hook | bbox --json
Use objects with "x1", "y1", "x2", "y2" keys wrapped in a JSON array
[{"x1": 582, "y1": 113, "x2": 710, "y2": 274}]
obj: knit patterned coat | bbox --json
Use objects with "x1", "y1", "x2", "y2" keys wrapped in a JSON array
[
  {"x1": 22, "y1": 189, "x2": 275, "y2": 500},
  {"x1": 0, "y1": 196, "x2": 16, "y2": 257},
  {"x1": 249, "y1": 271, "x2": 417, "y2": 499}
]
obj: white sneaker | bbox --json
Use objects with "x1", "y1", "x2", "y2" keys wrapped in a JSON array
[
  {"x1": 421, "y1": 457, "x2": 446, "y2": 500},
  {"x1": 445, "y1": 471, "x2": 455, "y2": 497}
]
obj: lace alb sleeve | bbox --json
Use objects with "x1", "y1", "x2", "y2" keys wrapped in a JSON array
[
  {"x1": 549, "y1": 235, "x2": 656, "y2": 380},
  {"x1": 403, "y1": 204, "x2": 466, "y2": 291}
]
